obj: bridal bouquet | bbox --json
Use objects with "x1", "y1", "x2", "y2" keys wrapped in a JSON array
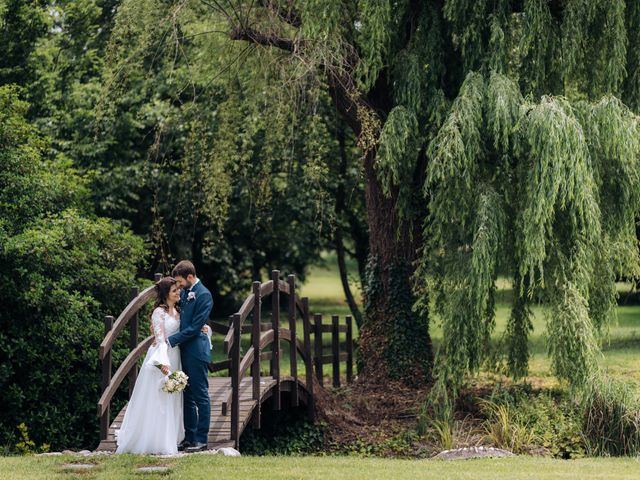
[{"x1": 161, "y1": 370, "x2": 189, "y2": 394}]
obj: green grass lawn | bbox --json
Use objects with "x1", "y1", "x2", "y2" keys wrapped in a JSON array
[{"x1": 3, "y1": 454, "x2": 640, "y2": 480}]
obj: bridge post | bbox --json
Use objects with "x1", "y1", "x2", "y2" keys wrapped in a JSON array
[
  {"x1": 271, "y1": 270, "x2": 281, "y2": 410},
  {"x1": 230, "y1": 313, "x2": 241, "y2": 448},
  {"x1": 314, "y1": 314, "x2": 323, "y2": 387},
  {"x1": 302, "y1": 297, "x2": 314, "y2": 420},
  {"x1": 100, "y1": 315, "x2": 114, "y2": 441},
  {"x1": 251, "y1": 281, "x2": 261, "y2": 429},
  {"x1": 346, "y1": 315, "x2": 353, "y2": 383},
  {"x1": 128, "y1": 286, "x2": 139, "y2": 399},
  {"x1": 332, "y1": 315, "x2": 340, "y2": 388},
  {"x1": 287, "y1": 274, "x2": 299, "y2": 407}
]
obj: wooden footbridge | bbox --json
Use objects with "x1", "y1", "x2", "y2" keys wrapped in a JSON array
[{"x1": 96, "y1": 270, "x2": 354, "y2": 451}]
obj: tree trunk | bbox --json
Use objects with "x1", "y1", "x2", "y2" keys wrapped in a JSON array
[
  {"x1": 357, "y1": 149, "x2": 433, "y2": 385},
  {"x1": 226, "y1": 20, "x2": 433, "y2": 386}
]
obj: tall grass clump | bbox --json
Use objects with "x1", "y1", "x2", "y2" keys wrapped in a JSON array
[
  {"x1": 581, "y1": 374, "x2": 640, "y2": 456},
  {"x1": 480, "y1": 399, "x2": 536, "y2": 454}
]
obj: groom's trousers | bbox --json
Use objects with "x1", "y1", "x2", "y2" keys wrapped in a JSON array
[{"x1": 182, "y1": 357, "x2": 210, "y2": 444}]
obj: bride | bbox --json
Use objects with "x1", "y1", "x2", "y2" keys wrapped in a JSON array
[{"x1": 116, "y1": 277, "x2": 186, "y2": 455}]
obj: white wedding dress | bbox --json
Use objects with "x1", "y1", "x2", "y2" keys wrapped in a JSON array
[{"x1": 116, "y1": 307, "x2": 185, "y2": 454}]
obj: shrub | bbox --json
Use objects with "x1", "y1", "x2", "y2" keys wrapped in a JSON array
[
  {"x1": 480, "y1": 400, "x2": 536, "y2": 454},
  {"x1": 0, "y1": 85, "x2": 144, "y2": 451},
  {"x1": 239, "y1": 409, "x2": 325, "y2": 455}
]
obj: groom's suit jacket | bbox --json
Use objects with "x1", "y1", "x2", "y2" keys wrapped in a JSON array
[{"x1": 168, "y1": 280, "x2": 213, "y2": 363}]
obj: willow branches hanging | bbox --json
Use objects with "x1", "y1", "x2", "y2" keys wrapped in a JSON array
[{"x1": 420, "y1": 70, "x2": 640, "y2": 391}]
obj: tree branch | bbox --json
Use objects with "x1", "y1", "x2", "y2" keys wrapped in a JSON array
[
  {"x1": 227, "y1": 25, "x2": 368, "y2": 135},
  {"x1": 229, "y1": 26, "x2": 296, "y2": 52}
]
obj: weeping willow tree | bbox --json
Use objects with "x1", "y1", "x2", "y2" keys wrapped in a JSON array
[{"x1": 110, "y1": 0, "x2": 640, "y2": 388}]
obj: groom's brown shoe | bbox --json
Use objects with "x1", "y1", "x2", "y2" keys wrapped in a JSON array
[
  {"x1": 177, "y1": 440, "x2": 193, "y2": 452},
  {"x1": 185, "y1": 442, "x2": 207, "y2": 453}
]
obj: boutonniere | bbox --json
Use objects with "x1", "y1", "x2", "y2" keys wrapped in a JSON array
[{"x1": 187, "y1": 291, "x2": 196, "y2": 302}]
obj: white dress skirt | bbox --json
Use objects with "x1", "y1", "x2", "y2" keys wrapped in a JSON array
[{"x1": 116, "y1": 307, "x2": 185, "y2": 454}]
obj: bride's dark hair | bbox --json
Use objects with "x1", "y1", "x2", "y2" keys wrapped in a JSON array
[{"x1": 152, "y1": 276, "x2": 181, "y2": 315}]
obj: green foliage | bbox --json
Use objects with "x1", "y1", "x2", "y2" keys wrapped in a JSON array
[
  {"x1": 91, "y1": 0, "x2": 640, "y2": 397},
  {"x1": 546, "y1": 283, "x2": 599, "y2": 385},
  {"x1": 520, "y1": 0, "x2": 561, "y2": 96},
  {"x1": 375, "y1": 106, "x2": 419, "y2": 218},
  {"x1": 516, "y1": 96, "x2": 600, "y2": 293},
  {"x1": 486, "y1": 72, "x2": 522, "y2": 151},
  {"x1": 0, "y1": 85, "x2": 144, "y2": 450},
  {"x1": 14, "y1": 423, "x2": 49, "y2": 455},
  {"x1": 505, "y1": 294, "x2": 533, "y2": 379},
  {"x1": 327, "y1": 431, "x2": 420, "y2": 458},
  {"x1": 624, "y1": 0, "x2": 640, "y2": 110},
  {"x1": 8, "y1": 0, "x2": 342, "y2": 313},
  {"x1": 356, "y1": 0, "x2": 393, "y2": 90},
  {"x1": 418, "y1": 403, "x2": 454, "y2": 450},
  {"x1": 426, "y1": 72, "x2": 484, "y2": 192},
  {"x1": 484, "y1": 389, "x2": 587, "y2": 459},
  {"x1": 563, "y1": 1, "x2": 627, "y2": 97},
  {"x1": 239, "y1": 410, "x2": 325, "y2": 455},
  {"x1": 421, "y1": 66, "x2": 639, "y2": 395},
  {"x1": 4, "y1": 0, "x2": 640, "y2": 439},
  {"x1": 481, "y1": 400, "x2": 537, "y2": 454},
  {"x1": 0, "y1": 0, "x2": 49, "y2": 86},
  {"x1": 487, "y1": 0, "x2": 510, "y2": 73},
  {"x1": 443, "y1": 0, "x2": 488, "y2": 71},
  {"x1": 300, "y1": 0, "x2": 353, "y2": 78}
]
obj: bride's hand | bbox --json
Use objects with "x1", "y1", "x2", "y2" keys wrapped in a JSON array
[
  {"x1": 160, "y1": 365, "x2": 170, "y2": 375},
  {"x1": 201, "y1": 325, "x2": 211, "y2": 335}
]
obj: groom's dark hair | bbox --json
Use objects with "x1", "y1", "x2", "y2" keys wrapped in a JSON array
[{"x1": 172, "y1": 260, "x2": 196, "y2": 278}]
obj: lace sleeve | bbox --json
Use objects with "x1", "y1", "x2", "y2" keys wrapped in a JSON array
[
  {"x1": 151, "y1": 308, "x2": 167, "y2": 344},
  {"x1": 147, "y1": 308, "x2": 171, "y2": 368}
]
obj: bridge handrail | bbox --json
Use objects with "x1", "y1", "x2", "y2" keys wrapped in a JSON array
[
  {"x1": 220, "y1": 327, "x2": 311, "y2": 415},
  {"x1": 223, "y1": 278, "x2": 305, "y2": 354},
  {"x1": 97, "y1": 336, "x2": 154, "y2": 417},
  {"x1": 99, "y1": 283, "x2": 157, "y2": 360}
]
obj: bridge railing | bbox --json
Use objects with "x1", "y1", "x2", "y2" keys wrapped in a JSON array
[
  {"x1": 217, "y1": 270, "x2": 355, "y2": 446},
  {"x1": 97, "y1": 269, "x2": 355, "y2": 445},
  {"x1": 96, "y1": 273, "x2": 163, "y2": 441}
]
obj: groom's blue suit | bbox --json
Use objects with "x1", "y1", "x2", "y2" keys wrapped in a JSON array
[{"x1": 168, "y1": 280, "x2": 213, "y2": 445}]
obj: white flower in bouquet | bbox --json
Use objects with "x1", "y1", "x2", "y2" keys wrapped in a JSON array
[{"x1": 161, "y1": 370, "x2": 189, "y2": 394}]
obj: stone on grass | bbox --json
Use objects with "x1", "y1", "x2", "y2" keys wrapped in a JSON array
[
  {"x1": 218, "y1": 447, "x2": 241, "y2": 457},
  {"x1": 433, "y1": 446, "x2": 514, "y2": 460}
]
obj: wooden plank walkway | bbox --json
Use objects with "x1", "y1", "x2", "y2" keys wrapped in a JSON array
[{"x1": 97, "y1": 375, "x2": 289, "y2": 452}]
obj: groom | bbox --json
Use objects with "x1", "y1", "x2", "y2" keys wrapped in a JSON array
[{"x1": 167, "y1": 260, "x2": 213, "y2": 453}]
